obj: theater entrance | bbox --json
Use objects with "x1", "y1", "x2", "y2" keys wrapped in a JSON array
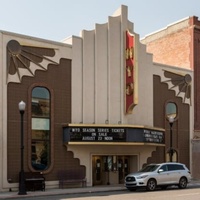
[{"x1": 92, "y1": 155, "x2": 131, "y2": 185}]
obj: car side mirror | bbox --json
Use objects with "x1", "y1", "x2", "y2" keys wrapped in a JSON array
[{"x1": 158, "y1": 169, "x2": 164, "y2": 173}]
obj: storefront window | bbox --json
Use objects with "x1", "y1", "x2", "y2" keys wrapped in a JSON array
[{"x1": 31, "y1": 87, "x2": 50, "y2": 171}]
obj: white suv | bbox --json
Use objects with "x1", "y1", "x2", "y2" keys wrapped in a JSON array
[{"x1": 124, "y1": 162, "x2": 191, "y2": 191}]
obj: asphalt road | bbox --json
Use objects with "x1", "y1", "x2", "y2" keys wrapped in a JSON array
[{"x1": 5, "y1": 186, "x2": 200, "y2": 200}]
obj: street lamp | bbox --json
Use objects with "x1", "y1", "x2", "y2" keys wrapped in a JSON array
[
  {"x1": 18, "y1": 101, "x2": 27, "y2": 195},
  {"x1": 168, "y1": 115, "x2": 175, "y2": 162}
]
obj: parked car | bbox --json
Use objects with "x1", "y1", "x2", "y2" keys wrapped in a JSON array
[{"x1": 124, "y1": 162, "x2": 191, "y2": 191}]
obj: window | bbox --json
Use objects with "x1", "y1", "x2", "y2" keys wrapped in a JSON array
[
  {"x1": 103, "y1": 156, "x2": 116, "y2": 171},
  {"x1": 159, "y1": 164, "x2": 167, "y2": 172},
  {"x1": 166, "y1": 102, "x2": 177, "y2": 119},
  {"x1": 139, "y1": 165, "x2": 159, "y2": 172},
  {"x1": 31, "y1": 87, "x2": 51, "y2": 171},
  {"x1": 167, "y1": 164, "x2": 184, "y2": 171}
]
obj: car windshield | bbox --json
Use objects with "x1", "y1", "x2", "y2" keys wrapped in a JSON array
[{"x1": 139, "y1": 165, "x2": 159, "y2": 172}]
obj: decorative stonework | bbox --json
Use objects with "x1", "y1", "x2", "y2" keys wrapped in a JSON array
[
  {"x1": 162, "y1": 70, "x2": 192, "y2": 105},
  {"x1": 7, "y1": 40, "x2": 59, "y2": 83}
]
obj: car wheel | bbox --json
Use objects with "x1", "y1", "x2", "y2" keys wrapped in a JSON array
[
  {"x1": 146, "y1": 179, "x2": 157, "y2": 191},
  {"x1": 178, "y1": 177, "x2": 187, "y2": 189}
]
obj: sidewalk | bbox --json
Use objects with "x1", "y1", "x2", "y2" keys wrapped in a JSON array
[
  {"x1": 0, "y1": 184, "x2": 126, "y2": 199},
  {"x1": 0, "y1": 180, "x2": 200, "y2": 199}
]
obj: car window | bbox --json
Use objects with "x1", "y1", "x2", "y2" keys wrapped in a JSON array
[
  {"x1": 167, "y1": 164, "x2": 184, "y2": 171},
  {"x1": 139, "y1": 165, "x2": 159, "y2": 172},
  {"x1": 159, "y1": 164, "x2": 168, "y2": 172}
]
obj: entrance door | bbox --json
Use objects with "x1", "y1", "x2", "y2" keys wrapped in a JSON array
[
  {"x1": 92, "y1": 156, "x2": 102, "y2": 185},
  {"x1": 93, "y1": 155, "x2": 130, "y2": 185},
  {"x1": 118, "y1": 156, "x2": 130, "y2": 184},
  {"x1": 124, "y1": 156, "x2": 129, "y2": 177}
]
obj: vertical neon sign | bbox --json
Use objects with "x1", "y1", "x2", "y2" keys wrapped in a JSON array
[{"x1": 125, "y1": 30, "x2": 138, "y2": 114}]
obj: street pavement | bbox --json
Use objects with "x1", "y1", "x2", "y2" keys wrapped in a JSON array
[{"x1": 0, "y1": 180, "x2": 200, "y2": 199}]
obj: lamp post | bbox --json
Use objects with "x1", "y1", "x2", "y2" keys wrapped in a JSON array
[
  {"x1": 18, "y1": 101, "x2": 27, "y2": 195},
  {"x1": 168, "y1": 115, "x2": 175, "y2": 162}
]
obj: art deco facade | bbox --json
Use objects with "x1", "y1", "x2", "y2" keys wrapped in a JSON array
[{"x1": 0, "y1": 5, "x2": 193, "y2": 191}]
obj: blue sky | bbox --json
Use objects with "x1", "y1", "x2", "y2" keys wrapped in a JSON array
[{"x1": 0, "y1": 0, "x2": 200, "y2": 42}]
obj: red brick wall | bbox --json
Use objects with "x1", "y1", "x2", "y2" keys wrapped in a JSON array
[
  {"x1": 142, "y1": 16, "x2": 200, "y2": 132},
  {"x1": 145, "y1": 28, "x2": 191, "y2": 69},
  {"x1": 193, "y1": 27, "x2": 200, "y2": 130}
]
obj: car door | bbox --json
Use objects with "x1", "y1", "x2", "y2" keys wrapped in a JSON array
[
  {"x1": 167, "y1": 164, "x2": 182, "y2": 184},
  {"x1": 156, "y1": 164, "x2": 171, "y2": 185}
]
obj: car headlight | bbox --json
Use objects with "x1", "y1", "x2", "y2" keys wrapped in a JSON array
[{"x1": 136, "y1": 175, "x2": 148, "y2": 179}]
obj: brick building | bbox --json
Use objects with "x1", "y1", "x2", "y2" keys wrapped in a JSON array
[{"x1": 142, "y1": 16, "x2": 200, "y2": 179}]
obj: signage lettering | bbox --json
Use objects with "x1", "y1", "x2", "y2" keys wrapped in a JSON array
[
  {"x1": 70, "y1": 127, "x2": 126, "y2": 142},
  {"x1": 143, "y1": 129, "x2": 164, "y2": 143},
  {"x1": 64, "y1": 126, "x2": 165, "y2": 144}
]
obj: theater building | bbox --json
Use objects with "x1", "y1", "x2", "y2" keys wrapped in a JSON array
[{"x1": 0, "y1": 5, "x2": 193, "y2": 191}]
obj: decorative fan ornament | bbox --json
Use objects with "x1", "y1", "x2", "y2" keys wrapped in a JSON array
[
  {"x1": 7, "y1": 40, "x2": 59, "y2": 83},
  {"x1": 163, "y1": 70, "x2": 192, "y2": 105}
]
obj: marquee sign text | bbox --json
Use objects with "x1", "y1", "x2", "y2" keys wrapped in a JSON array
[{"x1": 69, "y1": 127, "x2": 126, "y2": 142}]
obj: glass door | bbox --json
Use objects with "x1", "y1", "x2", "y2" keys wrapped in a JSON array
[
  {"x1": 118, "y1": 156, "x2": 130, "y2": 183},
  {"x1": 92, "y1": 156, "x2": 102, "y2": 185}
]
